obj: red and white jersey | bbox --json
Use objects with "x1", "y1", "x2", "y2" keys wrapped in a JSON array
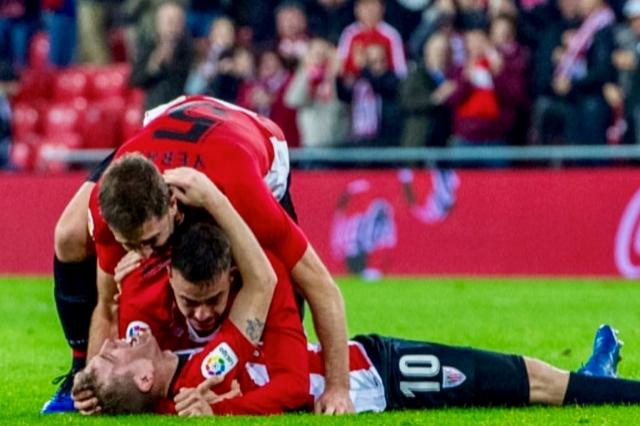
[
  {"x1": 337, "y1": 22, "x2": 407, "y2": 78},
  {"x1": 125, "y1": 251, "x2": 309, "y2": 415},
  {"x1": 118, "y1": 249, "x2": 235, "y2": 354},
  {"x1": 308, "y1": 341, "x2": 386, "y2": 413},
  {"x1": 88, "y1": 95, "x2": 307, "y2": 276}
]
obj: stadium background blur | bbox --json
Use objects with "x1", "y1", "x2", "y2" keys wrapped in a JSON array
[{"x1": 2, "y1": 1, "x2": 640, "y2": 424}]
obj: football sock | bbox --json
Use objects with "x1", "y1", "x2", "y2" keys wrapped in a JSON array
[
  {"x1": 563, "y1": 372, "x2": 640, "y2": 405},
  {"x1": 53, "y1": 255, "x2": 97, "y2": 365}
]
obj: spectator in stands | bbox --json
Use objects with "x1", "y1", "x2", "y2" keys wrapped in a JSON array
[
  {"x1": 610, "y1": 0, "x2": 640, "y2": 143},
  {"x1": 43, "y1": 0, "x2": 76, "y2": 67},
  {"x1": 273, "y1": 2, "x2": 310, "y2": 68},
  {"x1": 244, "y1": 50, "x2": 300, "y2": 146},
  {"x1": 227, "y1": 0, "x2": 278, "y2": 45},
  {"x1": 338, "y1": 0, "x2": 407, "y2": 78},
  {"x1": 123, "y1": 0, "x2": 187, "y2": 60},
  {"x1": 339, "y1": 42, "x2": 401, "y2": 146},
  {"x1": 308, "y1": 0, "x2": 354, "y2": 45},
  {"x1": 130, "y1": 1, "x2": 192, "y2": 111},
  {"x1": 491, "y1": 14, "x2": 530, "y2": 145},
  {"x1": 186, "y1": 0, "x2": 224, "y2": 40},
  {"x1": 407, "y1": 0, "x2": 457, "y2": 61},
  {"x1": 399, "y1": 31, "x2": 454, "y2": 148},
  {"x1": 285, "y1": 38, "x2": 349, "y2": 147},
  {"x1": 206, "y1": 46, "x2": 255, "y2": 104},
  {"x1": 447, "y1": 28, "x2": 505, "y2": 148},
  {"x1": 185, "y1": 16, "x2": 236, "y2": 95},
  {"x1": 455, "y1": 0, "x2": 488, "y2": 31},
  {"x1": 0, "y1": 0, "x2": 40, "y2": 68},
  {"x1": 550, "y1": 0, "x2": 616, "y2": 145},
  {"x1": 0, "y1": 62, "x2": 17, "y2": 169},
  {"x1": 77, "y1": 0, "x2": 121, "y2": 64},
  {"x1": 529, "y1": 0, "x2": 580, "y2": 144}
]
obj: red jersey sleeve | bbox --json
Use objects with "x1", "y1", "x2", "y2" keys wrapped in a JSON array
[
  {"x1": 88, "y1": 184, "x2": 125, "y2": 274},
  {"x1": 211, "y1": 254, "x2": 310, "y2": 415},
  {"x1": 203, "y1": 143, "x2": 308, "y2": 271}
]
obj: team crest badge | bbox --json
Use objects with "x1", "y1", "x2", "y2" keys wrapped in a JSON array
[
  {"x1": 125, "y1": 321, "x2": 150, "y2": 343},
  {"x1": 201, "y1": 343, "x2": 238, "y2": 379},
  {"x1": 442, "y1": 366, "x2": 466, "y2": 389}
]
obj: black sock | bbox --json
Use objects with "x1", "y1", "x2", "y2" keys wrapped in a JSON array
[
  {"x1": 563, "y1": 372, "x2": 640, "y2": 405},
  {"x1": 53, "y1": 255, "x2": 97, "y2": 367}
]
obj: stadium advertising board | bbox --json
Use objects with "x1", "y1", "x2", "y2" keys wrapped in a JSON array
[
  {"x1": 2, "y1": 169, "x2": 640, "y2": 278},
  {"x1": 291, "y1": 168, "x2": 640, "y2": 279}
]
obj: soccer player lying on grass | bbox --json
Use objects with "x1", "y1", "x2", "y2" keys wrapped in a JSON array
[
  {"x1": 74, "y1": 257, "x2": 640, "y2": 416},
  {"x1": 73, "y1": 188, "x2": 640, "y2": 414},
  {"x1": 74, "y1": 169, "x2": 311, "y2": 415},
  {"x1": 46, "y1": 95, "x2": 351, "y2": 414}
]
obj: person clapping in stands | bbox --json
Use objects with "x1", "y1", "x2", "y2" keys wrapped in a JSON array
[{"x1": 130, "y1": 1, "x2": 193, "y2": 111}]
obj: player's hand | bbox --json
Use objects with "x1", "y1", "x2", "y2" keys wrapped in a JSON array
[
  {"x1": 314, "y1": 386, "x2": 354, "y2": 415},
  {"x1": 174, "y1": 376, "x2": 242, "y2": 416},
  {"x1": 72, "y1": 379, "x2": 101, "y2": 415},
  {"x1": 114, "y1": 251, "x2": 142, "y2": 286},
  {"x1": 163, "y1": 167, "x2": 225, "y2": 209}
]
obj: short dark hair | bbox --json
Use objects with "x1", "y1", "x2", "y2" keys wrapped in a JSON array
[
  {"x1": 99, "y1": 153, "x2": 170, "y2": 238},
  {"x1": 171, "y1": 222, "x2": 232, "y2": 284},
  {"x1": 73, "y1": 369, "x2": 156, "y2": 414}
]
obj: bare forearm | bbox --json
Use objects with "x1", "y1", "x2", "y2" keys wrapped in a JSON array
[
  {"x1": 203, "y1": 195, "x2": 276, "y2": 291},
  {"x1": 292, "y1": 246, "x2": 350, "y2": 390},
  {"x1": 86, "y1": 303, "x2": 116, "y2": 359},
  {"x1": 311, "y1": 284, "x2": 350, "y2": 390}
]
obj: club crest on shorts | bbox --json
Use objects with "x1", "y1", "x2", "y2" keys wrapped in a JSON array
[
  {"x1": 442, "y1": 366, "x2": 466, "y2": 389},
  {"x1": 125, "y1": 321, "x2": 150, "y2": 342},
  {"x1": 201, "y1": 342, "x2": 238, "y2": 379}
]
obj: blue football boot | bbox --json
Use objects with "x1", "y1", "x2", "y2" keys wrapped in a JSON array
[
  {"x1": 577, "y1": 324, "x2": 623, "y2": 378},
  {"x1": 41, "y1": 371, "x2": 77, "y2": 414}
]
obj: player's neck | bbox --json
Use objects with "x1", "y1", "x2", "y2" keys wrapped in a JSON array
[{"x1": 157, "y1": 351, "x2": 180, "y2": 397}]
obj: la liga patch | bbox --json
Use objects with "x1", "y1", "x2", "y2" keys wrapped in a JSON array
[
  {"x1": 125, "y1": 321, "x2": 150, "y2": 343},
  {"x1": 201, "y1": 342, "x2": 238, "y2": 379}
]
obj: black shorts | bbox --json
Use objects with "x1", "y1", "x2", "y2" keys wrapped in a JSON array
[
  {"x1": 86, "y1": 150, "x2": 116, "y2": 182},
  {"x1": 352, "y1": 334, "x2": 529, "y2": 410}
]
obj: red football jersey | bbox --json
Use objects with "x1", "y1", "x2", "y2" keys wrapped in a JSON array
[
  {"x1": 117, "y1": 248, "x2": 235, "y2": 354},
  {"x1": 88, "y1": 95, "x2": 308, "y2": 276},
  {"x1": 155, "y1": 253, "x2": 309, "y2": 415},
  {"x1": 337, "y1": 22, "x2": 407, "y2": 78}
]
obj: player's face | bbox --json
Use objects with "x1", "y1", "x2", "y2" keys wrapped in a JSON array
[
  {"x1": 169, "y1": 267, "x2": 232, "y2": 335},
  {"x1": 112, "y1": 200, "x2": 178, "y2": 258},
  {"x1": 87, "y1": 333, "x2": 161, "y2": 386}
]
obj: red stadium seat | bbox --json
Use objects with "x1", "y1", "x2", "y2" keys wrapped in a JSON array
[
  {"x1": 11, "y1": 103, "x2": 40, "y2": 138},
  {"x1": 88, "y1": 64, "x2": 129, "y2": 100},
  {"x1": 128, "y1": 89, "x2": 145, "y2": 109},
  {"x1": 29, "y1": 32, "x2": 50, "y2": 70},
  {"x1": 81, "y1": 102, "x2": 122, "y2": 148},
  {"x1": 53, "y1": 69, "x2": 89, "y2": 101},
  {"x1": 14, "y1": 69, "x2": 51, "y2": 102},
  {"x1": 10, "y1": 141, "x2": 35, "y2": 171},
  {"x1": 43, "y1": 103, "x2": 82, "y2": 136},
  {"x1": 121, "y1": 104, "x2": 143, "y2": 141}
]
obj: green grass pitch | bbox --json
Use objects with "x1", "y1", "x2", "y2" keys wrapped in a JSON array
[{"x1": 2, "y1": 276, "x2": 640, "y2": 425}]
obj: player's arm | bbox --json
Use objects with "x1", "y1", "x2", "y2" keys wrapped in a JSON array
[
  {"x1": 86, "y1": 266, "x2": 118, "y2": 358},
  {"x1": 210, "y1": 146, "x2": 352, "y2": 414},
  {"x1": 291, "y1": 245, "x2": 352, "y2": 414},
  {"x1": 210, "y1": 257, "x2": 310, "y2": 415},
  {"x1": 164, "y1": 167, "x2": 278, "y2": 344}
]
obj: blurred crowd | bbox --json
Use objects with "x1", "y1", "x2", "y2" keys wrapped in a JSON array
[{"x1": 2, "y1": 0, "x2": 640, "y2": 169}]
